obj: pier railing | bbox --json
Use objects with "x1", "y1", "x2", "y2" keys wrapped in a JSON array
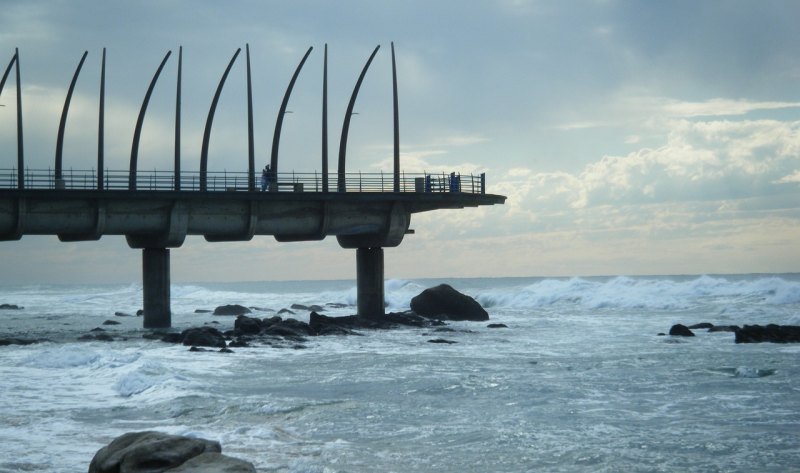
[{"x1": 0, "y1": 168, "x2": 487, "y2": 194}]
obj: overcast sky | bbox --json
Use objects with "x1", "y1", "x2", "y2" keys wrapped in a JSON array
[{"x1": 1, "y1": 0, "x2": 799, "y2": 284}]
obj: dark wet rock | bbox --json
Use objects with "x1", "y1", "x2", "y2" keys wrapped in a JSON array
[
  {"x1": 213, "y1": 304, "x2": 251, "y2": 316},
  {"x1": 228, "y1": 339, "x2": 250, "y2": 348},
  {"x1": 194, "y1": 309, "x2": 212, "y2": 314},
  {"x1": 0, "y1": 338, "x2": 47, "y2": 346},
  {"x1": 326, "y1": 302, "x2": 349, "y2": 308},
  {"x1": 669, "y1": 324, "x2": 695, "y2": 337},
  {"x1": 79, "y1": 333, "x2": 114, "y2": 342},
  {"x1": 91, "y1": 327, "x2": 106, "y2": 332},
  {"x1": 275, "y1": 318, "x2": 313, "y2": 335},
  {"x1": 166, "y1": 451, "x2": 256, "y2": 472},
  {"x1": 158, "y1": 333, "x2": 183, "y2": 343},
  {"x1": 308, "y1": 312, "x2": 362, "y2": 335},
  {"x1": 102, "y1": 320, "x2": 121, "y2": 326},
  {"x1": 688, "y1": 323, "x2": 714, "y2": 330},
  {"x1": 181, "y1": 327, "x2": 227, "y2": 348},
  {"x1": 410, "y1": 284, "x2": 489, "y2": 321},
  {"x1": 262, "y1": 323, "x2": 309, "y2": 340},
  {"x1": 735, "y1": 324, "x2": 800, "y2": 343},
  {"x1": 0, "y1": 303, "x2": 23, "y2": 310},
  {"x1": 88, "y1": 431, "x2": 256, "y2": 473},
  {"x1": 136, "y1": 309, "x2": 144, "y2": 316},
  {"x1": 487, "y1": 323, "x2": 508, "y2": 329},
  {"x1": 290, "y1": 303, "x2": 310, "y2": 310},
  {"x1": 114, "y1": 311, "x2": 133, "y2": 317},
  {"x1": 309, "y1": 304, "x2": 323, "y2": 312},
  {"x1": 262, "y1": 315, "x2": 283, "y2": 326},
  {"x1": 219, "y1": 347, "x2": 234, "y2": 354},
  {"x1": 277, "y1": 308, "x2": 295, "y2": 315},
  {"x1": 189, "y1": 346, "x2": 214, "y2": 352},
  {"x1": 309, "y1": 311, "x2": 438, "y2": 332},
  {"x1": 709, "y1": 325, "x2": 740, "y2": 333},
  {"x1": 234, "y1": 315, "x2": 263, "y2": 335},
  {"x1": 428, "y1": 338, "x2": 457, "y2": 344}
]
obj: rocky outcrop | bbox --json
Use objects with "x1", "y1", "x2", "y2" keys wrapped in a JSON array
[
  {"x1": 735, "y1": 324, "x2": 800, "y2": 343},
  {"x1": 88, "y1": 431, "x2": 255, "y2": 473},
  {"x1": 181, "y1": 327, "x2": 227, "y2": 348},
  {"x1": 669, "y1": 324, "x2": 695, "y2": 336},
  {"x1": 213, "y1": 304, "x2": 251, "y2": 316},
  {"x1": 410, "y1": 284, "x2": 489, "y2": 321}
]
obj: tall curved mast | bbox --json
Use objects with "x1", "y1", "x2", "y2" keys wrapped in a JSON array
[
  {"x1": 270, "y1": 46, "x2": 313, "y2": 188},
  {"x1": 200, "y1": 48, "x2": 241, "y2": 191},
  {"x1": 337, "y1": 45, "x2": 380, "y2": 192},
  {"x1": 55, "y1": 51, "x2": 88, "y2": 185},
  {"x1": 130, "y1": 50, "x2": 172, "y2": 190}
]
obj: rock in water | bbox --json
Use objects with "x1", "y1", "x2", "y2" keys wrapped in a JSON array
[
  {"x1": 410, "y1": 284, "x2": 489, "y2": 321},
  {"x1": 181, "y1": 327, "x2": 227, "y2": 348},
  {"x1": 0, "y1": 303, "x2": 23, "y2": 310},
  {"x1": 669, "y1": 324, "x2": 695, "y2": 337},
  {"x1": 735, "y1": 324, "x2": 800, "y2": 343},
  {"x1": 213, "y1": 304, "x2": 251, "y2": 316},
  {"x1": 167, "y1": 452, "x2": 256, "y2": 472},
  {"x1": 88, "y1": 431, "x2": 255, "y2": 473}
]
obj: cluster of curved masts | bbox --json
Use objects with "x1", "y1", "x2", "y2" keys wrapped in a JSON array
[{"x1": 0, "y1": 43, "x2": 402, "y2": 193}]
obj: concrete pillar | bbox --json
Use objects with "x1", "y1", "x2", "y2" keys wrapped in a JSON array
[
  {"x1": 356, "y1": 247, "x2": 384, "y2": 318},
  {"x1": 142, "y1": 248, "x2": 171, "y2": 329}
]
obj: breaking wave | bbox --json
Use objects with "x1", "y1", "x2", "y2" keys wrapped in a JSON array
[{"x1": 474, "y1": 275, "x2": 800, "y2": 310}]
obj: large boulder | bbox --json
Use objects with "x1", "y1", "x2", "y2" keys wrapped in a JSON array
[
  {"x1": 234, "y1": 315, "x2": 263, "y2": 335},
  {"x1": 735, "y1": 324, "x2": 800, "y2": 343},
  {"x1": 410, "y1": 284, "x2": 489, "y2": 321},
  {"x1": 213, "y1": 304, "x2": 251, "y2": 316},
  {"x1": 89, "y1": 431, "x2": 255, "y2": 473},
  {"x1": 669, "y1": 324, "x2": 695, "y2": 337},
  {"x1": 181, "y1": 327, "x2": 227, "y2": 348}
]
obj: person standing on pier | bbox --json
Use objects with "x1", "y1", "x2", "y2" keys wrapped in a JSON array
[{"x1": 261, "y1": 165, "x2": 270, "y2": 191}]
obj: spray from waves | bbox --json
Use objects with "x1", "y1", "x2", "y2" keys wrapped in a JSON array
[{"x1": 474, "y1": 275, "x2": 800, "y2": 310}]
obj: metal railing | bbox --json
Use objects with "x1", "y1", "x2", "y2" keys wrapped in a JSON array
[{"x1": 0, "y1": 168, "x2": 487, "y2": 194}]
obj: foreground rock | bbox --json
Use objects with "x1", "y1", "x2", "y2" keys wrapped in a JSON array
[
  {"x1": 410, "y1": 284, "x2": 489, "y2": 321},
  {"x1": 735, "y1": 325, "x2": 800, "y2": 344},
  {"x1": 89, "y1": 431, "x2": 255, "y2": 472}
]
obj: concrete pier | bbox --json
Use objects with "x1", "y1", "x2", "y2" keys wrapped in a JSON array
[
  {"x1": 142, "y1": 248, "x2": 171, "y2": 329},
  {"x1": 356, "y1": 247, "x2": 385, "y2": 318}
]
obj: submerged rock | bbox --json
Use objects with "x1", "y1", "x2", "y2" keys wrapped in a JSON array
[
  {"x1": 709, "y1": 325, "x2": 740, "y2": 333},
  {"x1": 194, "y1": 309, "x2": 212, "y2": 314},
  {"x1": 688, "y1": 323, "x2": 714, "y2": 329},
  {"x1": 410, "y1": 284, "x2": 489, "y2": 321},
  {"x1": 487, "y1": 323, "x2": 508, "y2": 329},
  {"x1": 88, "y1": 431, "x2": 255, "y2": 473},
  {"x1": 0, "y1": 303, "x2": 23, "y2": 310},
  {"x1": 428, "y1": 338, "x2": 458, "y2": 344},
  {"x1": 735, "y1": 324, "x2": 800, "y2": 343},
  {"x1": 669, "y1": 324, "x2": 695, "y2": 337},
  {"x1": 213, "y1": 304, "x2": 251, "y2": 316}
]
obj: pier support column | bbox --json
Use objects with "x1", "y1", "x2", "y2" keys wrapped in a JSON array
[
  {"x1": 357, "y1": 247, "x2": 384, "y2": 318},
  {"x1": 142, "y1": 248, "x2": 171, "y2": 329}
]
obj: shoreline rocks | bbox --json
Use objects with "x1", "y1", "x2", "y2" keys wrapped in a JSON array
[
  {"x1": 665, "y1": 322, "x2": 800, "y2": 344},
  {"x1": 89, "y1": 431, "x2": 255, "y2": 473}
]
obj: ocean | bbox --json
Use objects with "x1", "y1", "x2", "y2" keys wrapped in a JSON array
[{"x1": 1, "y1": 274, "x2": 799, "y2": 472}]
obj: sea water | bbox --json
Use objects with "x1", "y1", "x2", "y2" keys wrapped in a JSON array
[{"x1": 0, "y1": 274, "x2": 799, "y2": 472}]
